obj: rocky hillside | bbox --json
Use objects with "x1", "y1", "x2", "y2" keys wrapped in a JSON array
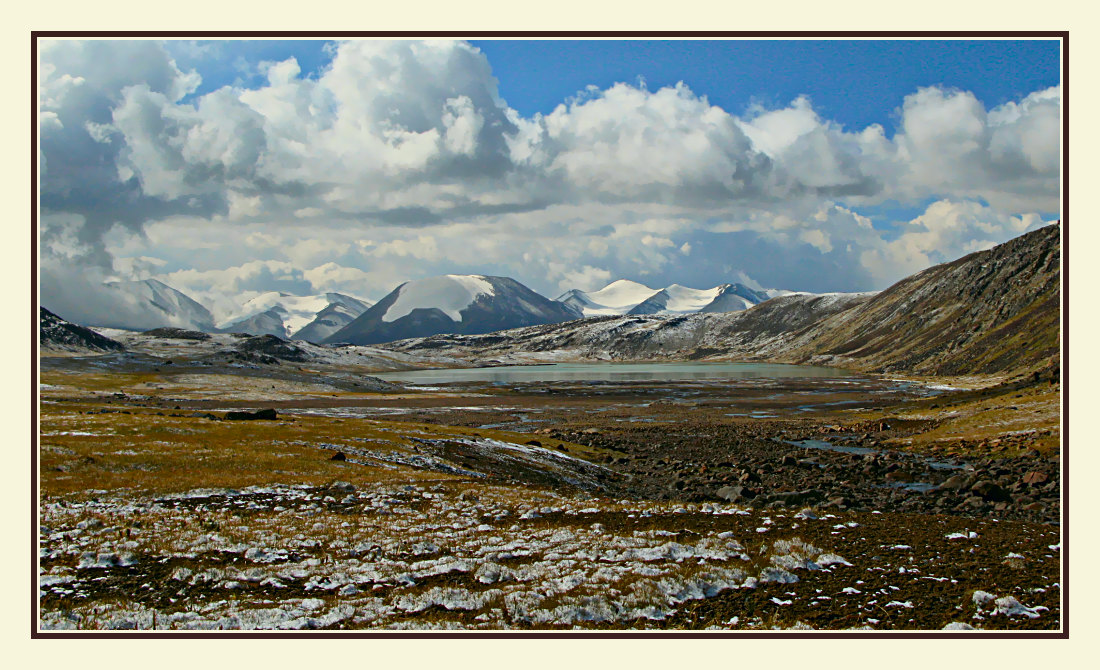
[
  {"x1": 40, "y1": 307, "x2": 125, "y2": 353},
  {"x1": 777, "y1": 223, "x2": 1060, "y2": 375},
  {"x1": 384, "y1": 291, "x2": 871, "y2": 363}
]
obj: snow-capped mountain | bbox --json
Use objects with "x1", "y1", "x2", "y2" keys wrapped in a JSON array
[
  {"x1": 696, "y1": 283, "x2": 790, "y2": 313},
  {"x1": 218, "y1": 292, "x2": 372, "y2": 343},
  {"x1": 557, "y1": 280, "x2": 662, "y2": 317},
  {"x1": 293, "y1": 298, "x2": 374, "y2": 343},
  {"x1": 325, "y1": 275, "x2": 581, "y2": 345},
  {"x1": 557, "y1": 280, "x2": 792, "y2": 317},
  {"x1": 97, "y1": 279, "x2": 216, "y2": 332}
]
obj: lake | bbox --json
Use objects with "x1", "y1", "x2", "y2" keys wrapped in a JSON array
[{"x1": 372, "y1": 361, "x2": 855, "y2": 384}]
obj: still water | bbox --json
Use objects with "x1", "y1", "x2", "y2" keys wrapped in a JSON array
[{"x1": 372, "y1": 362, "x2": 854, "y2": 384}]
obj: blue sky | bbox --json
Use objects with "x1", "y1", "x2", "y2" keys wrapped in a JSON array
[
  {"x1": 41, "y1": 39, "x2": 1062, "y2": 324},
  {"x1": 471, "y1": 40, "x2": 1060, "y2": 130},
  {"x1": 173, "y1": 39, "x2": 1061, "y2": 134}
]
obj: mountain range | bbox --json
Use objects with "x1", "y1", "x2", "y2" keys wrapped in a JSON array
[
  {"x1": 41, "y1": 222, "x2": 1060, "y2": 371},
  {"x1": 50, "y1": 273, "x2": 794, "y2": 346},
  {"x1": 40, "y1": 224, "x2": 1061, "y2": 378},
  {"x1": 381, "y1": 224, "x2": 1061, "y2": 377}
]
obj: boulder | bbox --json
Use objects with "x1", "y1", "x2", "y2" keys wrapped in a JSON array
[
  {"x1": 970, "y1": 480, "x2": 1012, "y2": 502},
  {"x1": 1022, "y1": 471, "x2": 1049, "y2": 486},
  {"x1": 716, "y1": 485, "x2": 745, "y2": 502},
  {"x1": 937, "y1": 474, "x2": 970, "y2": 491},
  {"x1": 225, "y1": 408, "x2": 278, "y2": 421}
]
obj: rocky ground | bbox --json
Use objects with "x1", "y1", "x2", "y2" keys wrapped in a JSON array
[{"x1": 37, "y1": 356, "x2": 1063, "y2": 632}]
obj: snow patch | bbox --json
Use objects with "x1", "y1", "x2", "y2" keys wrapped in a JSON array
[{"x1": 383, "y1": 275, "x2": 495, "y2": 323}]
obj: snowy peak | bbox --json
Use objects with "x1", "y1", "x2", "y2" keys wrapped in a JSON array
[
  {"x1": 560, "y1": 279, "x2": 792, "y2": 317},
  {"x1": 557, "y1": 280, "x2": 661, "y2": 317},
  {"x1": 326, "y1": 275, "x2": 579, "y2": 345},
  {"x1": 219, "y1": 291, "x2": 372, "y2": 342},
  {"x1": 630, "y1": 284, "x2": 724, "y2": 315},
  {"x1": 698, "y1": 283, "x2": 784, "y2": 313},
  {"x1": 100, "y1": 279, "x2": 215, "y2": 332}
]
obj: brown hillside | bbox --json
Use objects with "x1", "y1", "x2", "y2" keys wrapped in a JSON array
[{"x1": 778, "y1": 224, "x2": 1061, "y2": 376}]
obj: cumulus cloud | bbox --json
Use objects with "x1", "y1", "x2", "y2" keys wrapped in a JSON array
[
  {"x1": 38, "y1": 39, "x2": 1061, "y2": 320},
  {"x1": 894, "y1": 86, "x2": 1061, "y2": 211},
  {"x1": 860, "y1": 200, "x2": 1047, "y2": 283}
]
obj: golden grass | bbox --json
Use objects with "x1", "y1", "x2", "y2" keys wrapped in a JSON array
[
  {"x1": 835, "y1": 382, "x2": 1060, "y2": 457},
  {"x1": 39, "y1": 373, "x2": 605, "y2": 501}
]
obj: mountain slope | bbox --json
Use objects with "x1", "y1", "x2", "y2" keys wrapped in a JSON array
[
  {"x1": 98, "y1": 279, "x2": 215, "y2": 332},
  {"x1": 777, "y1": 223, "x2": 1061, "y2": 375},
  {"x1": 40, "y1": 307, "x2": 125, "y2": 353},
  {"x1": 218, "y1": 292, "x2": 371, "y2": 342},
  {"x1": 326, "y1": 275, "x2": 581, "y2": 345}
]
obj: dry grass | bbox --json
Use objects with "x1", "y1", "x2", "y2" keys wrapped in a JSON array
[
  {"x1": 889, "y1": 385, "x2": 1060, "y2": 456},
  {"x1": 39, "y1": 367, "x2": 606, "y2": 501}
]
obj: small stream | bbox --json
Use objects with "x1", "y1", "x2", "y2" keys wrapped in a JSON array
[{"x1": 782, "y1": 438, "x2": 970, "y2": 492}]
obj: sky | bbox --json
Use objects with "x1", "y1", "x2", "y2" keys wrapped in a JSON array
[{"x1": 38, "y1": 38, "x2": 1062, "y2": 325}]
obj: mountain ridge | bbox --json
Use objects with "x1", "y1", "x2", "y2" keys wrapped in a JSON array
[{"x1": 558, "y1": 279, "x2": 787, "y2": 317}]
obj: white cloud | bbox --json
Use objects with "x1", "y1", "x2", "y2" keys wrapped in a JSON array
[
  {"x1": 549, "y1": 264, "x2": 612, "y2": 293},
  {"x1": 303, "y1": 262, "x2": 373, "y2": 293},
  {"x1": 39, "y1": 40, "x2": 1061, "y2": 319},
  {"x1": 860, "y1": 200, "x2": 1047, "y2": 285},
  {"x1": 799, "y1": 229, "x2": 832, "y2": 253},
  {"x1": 372, "y1": 235, "x2": 441, "y2": 261},
  {"x1": 893, "y1": 86, "x2": 1060, "y2": 211}
]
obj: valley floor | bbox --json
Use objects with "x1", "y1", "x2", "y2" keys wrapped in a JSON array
[{"x1": 36, "y1": 356, "x2": 1062, "y2": 632}]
